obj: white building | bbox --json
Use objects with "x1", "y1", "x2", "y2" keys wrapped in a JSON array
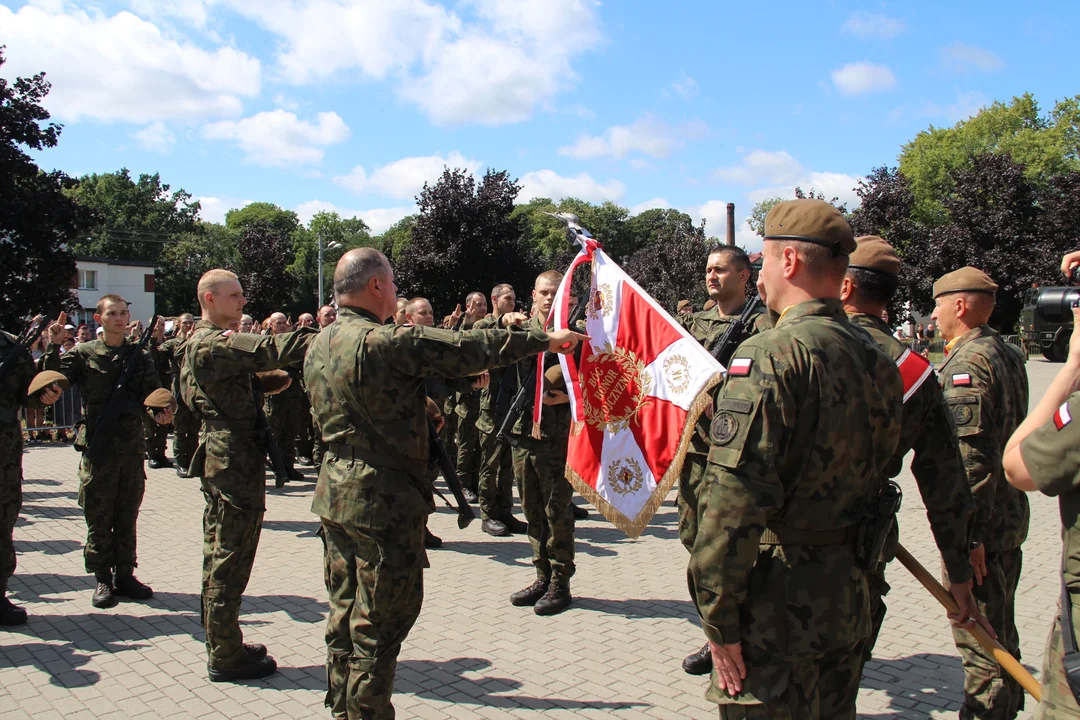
[{"x1": 71, "y1": 257, "x2": 157, "y2": 328}]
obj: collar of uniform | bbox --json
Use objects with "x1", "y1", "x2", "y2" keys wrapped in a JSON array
[
  {"x1": 713, "y1": 300, "x2": 749, "y2": 321},
  {"x1": 336, "y1": 306, "x2": 384, "y2": 324},
  {"x1": 194, "y1": 318, "x2": 221, "y2": 331},
  {"x1": 945, "y1": 324, "x2": 993, "y2": 355},
  {"x1": 846, "y1": 312, "x2": 891, "y2": 335},
  {"x1": 775, "y1": 298, "x2": 846, "y2": 328}
]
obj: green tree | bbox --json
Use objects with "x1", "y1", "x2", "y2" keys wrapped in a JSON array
[
  {"x1": 225, "y1": 202, "x2": 300, "y2": 237},
  {"x1": 624, "y1": 208, "x2": 696, "y2": 256},
  {"x1": 235, "y1": 221, "x2": 295, "y2": 320},
  {"x1": 289, "y1": 211, "x2": 374, "y2": 312},
  {"x1": 0, "y1": 47, "x2": 92, "y2": 327},
  {"x1": 622, "y1": 219, "x2": 710, "y2": 312},
  {"x1": 67, "y1": 168, "x2": 201, "y2": 262},
  {"x1": 382, "y1": 215, "x2": 416, "y2": 264},
  {"x1": 155, "y1": 222, "x2": 240, "y2": 316},
  {"x1": 899, "y1": 93, "x2": 1080, "y2": 225},
  {"x1": 747, "y1": 197, "x2": 783, "y2": 236}
]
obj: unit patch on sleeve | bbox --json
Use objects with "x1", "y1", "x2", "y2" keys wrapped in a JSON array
[
  {"x1": 728, "y1": 358, "x2": 753, "y2": 377},
  {"x1": 951, "y1": 373, "x2": 972, "y2": 387},
  {"x1": 1055, "y1": 401, "x2": 1073, "y2": 430}
]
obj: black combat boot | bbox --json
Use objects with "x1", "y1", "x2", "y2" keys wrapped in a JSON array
[
  {"x1": 533, "y1": 578, "x2": 572, "y2": 616},
  {"x1": 461, "y1": 487, "x2": 478, "y2": 504},
  {"x1": 0, "y1": 578, "x2": 27, "y2": 626},
  {"x1": 481, "y1": 518, "x2": 510, "y2": 537},
  {"x1": 176, "y1": 465, "x2": 188, "y2": 479},
  {"x1": 92, "y1": 570, "x2": 117, "y2": 609},
  {"x1": 156, "y1": 455, "x2": 174, "y2": 468},
  {"x1": 297, "y1": 455, "x2": 313, "y2": 467},
  {"x1": 114, "y1": 567, "x2": 153, "y2": 601},
  {"x1": 681, "y1": 643, "x2": 712, "y2": 675},
  {"x1": 208, "y1": 654, "x2": 277, "y2": 682},
  {"x1": 244, "y1": 643, "x2": 268, "y2": 661},
  {"x1": 501, "y1": 514, "x2": 528, "y2": 535},
  {"x1": 147, "y1": 457, "x2": 163, "y2": 469},
  {"x1": 424, "y1": 528, "x2": 443, "y2": 549},
  {"x1": 286, "y1": 464, "x2": 304, "y2": 482},
  {"x1": 570, "y1": 503, "x2": 589, "y2": 520},
  {"x1": 510, "y1": 575, "x2": 549, "y2": 607}
]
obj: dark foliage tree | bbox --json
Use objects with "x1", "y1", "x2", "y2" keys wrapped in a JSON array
[
  {"x1": 225, "y1": 202, "x2": 300, "y2": 237},
  {"x1": 235, "y1": 221, "x2": 295, "y2": 320},
  {"x1": 396, "y1": 168, "x2": 539, "y2": 316},
  {"x1": 622, "y1": 219, "x2": 710, "y2": 312},
  {"x1": 155, "y1": 222, "x2": 240, "y2": 316},
  {"x1": 289, "y1": 211, "x2": 374, "y2": 314},
  {"x1": 0, "y1": 47, "x2": 92, "y2": 328}
]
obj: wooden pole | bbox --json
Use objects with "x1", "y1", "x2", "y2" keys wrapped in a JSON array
[{"x1": 894, "y1": 544, "x2": 1041, "y2": 702}]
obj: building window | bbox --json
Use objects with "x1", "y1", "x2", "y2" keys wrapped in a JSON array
[
  {"x1": 144, "y1": 274, "x2": 155, "y2": 292},
  {"x1": 78, "y1": 269, "x2": 97, "y2": 290}
]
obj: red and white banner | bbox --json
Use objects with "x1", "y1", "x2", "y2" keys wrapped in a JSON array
[{"x1": 544, "y1": 244, "x2": 725, "y2": 537}]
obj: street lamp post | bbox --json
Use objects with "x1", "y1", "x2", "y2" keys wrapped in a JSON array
[{"x1": 317, "y1": 231, "x2": 342, "y2": 308}]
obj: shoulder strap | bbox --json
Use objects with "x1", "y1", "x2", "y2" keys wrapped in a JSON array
[{"x1": 1060, "y1": 555, "x2": 1080, "y2": 703}]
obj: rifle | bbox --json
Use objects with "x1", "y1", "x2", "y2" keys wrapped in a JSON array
[
  {"x1": 711, "y1": 295, "x2": 763, "y2": 368},
  {"x1": 427, "y1": 418, "x2": 475, "y2": 529},
  {"x1": 0, "y1": 315, "x2": 47, "y2": 378},
  {"x1": 85, "y1": 314, "x2": 159, "y2": 464},
  {"x1": 252, "y1": 376, "x2": 290, "y2": 488}
]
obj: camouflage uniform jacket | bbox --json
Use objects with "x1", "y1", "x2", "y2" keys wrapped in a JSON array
[
  {"x1": 677, "y1": 301, "x2": 765, "y2": 458},
  {"x1": 148, "y1": 336, "x2": 172, "y2": 390},
  {"x1": 849, "y1": 313, "x2": 974, "y2": 583},
  {"x1": 305, "y1": 306, "x2": 549, "y2": 537},
  {"x1": 43, "y1": 338, "x2": 161, "y2": 453},
  {"x1": 937, "y1": 325, "x2": 1029, "y2": 552},
  {"x1": 453, "y1": 316, "x2": 483, "y2": 419},
  {"x1": 180, "y1": 319, "x2": 315, "y2": 507},
  {"x1": 0, "y1": 331, "x2": 37, "y2": 426},
  {"x1": 474, "y1": 311, "x2": 514, "y2": 434},
  {"x1": 688, "y1": 298, "x2": 903, "y2": 654},
  {"x1": 157, "y1": 336, "x2": 186, "y2": 398},
  {"x1": 507, "y1": 315, "x2": 576, "y2": 441}
]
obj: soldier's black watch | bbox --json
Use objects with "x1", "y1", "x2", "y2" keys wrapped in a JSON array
[{"x1": 969, "y1": 540, "x2": 982, "y2": 551}]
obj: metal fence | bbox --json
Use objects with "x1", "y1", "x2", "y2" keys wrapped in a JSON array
[
  {"x1": 23, "y1": 385, "x2": 81, "y2": 443},
  {"x1": 899, "y1": 334, "x2": 1039, "y2": 364}
]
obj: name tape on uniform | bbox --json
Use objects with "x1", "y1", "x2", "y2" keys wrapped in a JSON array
[
  {"x1": 1055, "y1": 401, "x2": 1072, "y2": 430},
  {"x1": 728, "y1": 358, "x2": 753, "y2": 377},
  {"x1": 952, "y1": 373, "x2": 972, "y2": 387}
]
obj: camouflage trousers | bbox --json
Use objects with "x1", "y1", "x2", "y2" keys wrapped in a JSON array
[
  {"x1": 512, "y1": 436, "x2": 575, "y2": 582},
  {"x1": 1034, "y1": 611, "x2": 1080, "y2": 719},
  {"x1": 455, "y1": 402, "x2": 480, "y2": 494},
  {"x1": 77, "y1": 452, "x2": 145, "y2": 573},
  {"x1": 320, "y1": 519, "x2": 424, "y2": 720},
  {"x1": 200, "y1": 474, "x2": 265, "y2": 668},
  {"x1": 441, "y1": 406, "x2": 458, "y2": 467},
  {"x1": 143, "y1": 413, "x2": 169, "y2": 460},
  {"x1": 710, "y1": 641, "x2": 864, "y2": 719},
  {"x1": 478, "y1": 428, "x2": 514, "y2": 522},
  {"x1": 266, "y1": 394, "x2": 303, "y2": 463},
  {"x1": 0, "y1": 425, "x2": 23, "y2": 580},
  {"x1": 172, "y1": 399, "x2": 199, "y2": 470},
  {"x1": 295, "y1": 393, "x2": 315, "y2": 460},
  {"x1": 677, "y1": 451, "x2": 708, "y2": 553},
  {"x1": 952, "y1": 546, "x2": 1024, "y2": 720}
]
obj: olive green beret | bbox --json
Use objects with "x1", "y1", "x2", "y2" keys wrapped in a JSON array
[
  {"x1": 143, "y1": 388, "x2": 176, "y2": 410},
  {"x1": 764, "y1": 199, "x2": 856, "y2": 255},
  {"x1": 28, "y1": 370, "x2": 68, "y2": 396},
  {"x1": 255, "y1": 369, "x2": 292, "y2": 396},
  {"x1": 848, "y1": 236, "x2": 901, "y2": 277},
  {"x1": 677, "y1": 300, "x2": 691, "y2": 312},
  {"x1": 932, "y1": 267, "x2": 998, "y2": 298}
]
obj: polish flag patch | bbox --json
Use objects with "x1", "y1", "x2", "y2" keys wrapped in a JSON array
[
  {"x1": 1055, "y1": 401, "x2": 1072, "y2": 430},
  {"x1": 952, "y1": 373, "x2": 972, "y2": 387},
  {"x1": 728, "y1": 358, "x2": 753, "y2": 377}
]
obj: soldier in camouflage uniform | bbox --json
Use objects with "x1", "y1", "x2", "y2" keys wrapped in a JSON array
[
  {"x1": 0, "y1": 319, "x2": 60, "y2": 625},
  {"x1": 145, "y1": 318, "x2": 174, "y2": 469},
  {"x1": 42, "y1": 296, "x2": 171, "y2": 609},
  {"x1": 675, "y1": 246, "x2": 765, "y2": 675},
  {"x1": 181, "y1": 270, "x2": 317, "y2": 682},
  {"x1": 304, "y1": 248, "x2": 583, "y2": 719},
  {"x1": 452, "y1": 292, "x2": 489, "y2": 502},
  {"x1": 157, "y1": 314, "x2": 198, "y2": 477},
  {"x1": 506, "y1": 270, "x2": 583, "y2": 617},
  {"x1": 264, "y1": 312, "x2": 307, "y2": 483},
  {"x1": 932, "y1": 267, "x2": 1030, "y2": 720},
  {"x1": 311, "y1": 305, "x2": 338, "y2": 468},
  {"x1": 1004, "y1": 252, "x2": 1080, "y2": 718},
  {"x1": 474, "y1": 284, "x2": 531, "y2": 537},
  {"x1": 841, "y1": 238, "x2": 989, "y2": 673},
  {"x1": 689, "y1": 200, "x2": 903, "y2": 717}
]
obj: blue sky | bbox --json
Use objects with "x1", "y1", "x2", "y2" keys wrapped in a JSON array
[{"x1": 2, "y1": 0, "x2": 1076, "y2": 246}]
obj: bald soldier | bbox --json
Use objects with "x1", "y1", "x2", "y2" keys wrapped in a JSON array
[
  {"x1": 932, "y1": 267, "x2": 1030, "y2": 720},
  {"x1": 689, "y1": 200, "x2": 903, "y2": 717},
  {"x1": 304, "y1": 249, "x2": 585, "y2": 719},
  {"x1": 677, "y1": 245, "x2": 765, "y2": 675},
  {"x1": 265, "y1": 312, "x2": 307, "y2": 483},
  {"x1": 181, "y1": 270, "x2": 317, "y2": 682},
  {"x1": 841, "y1": 237, "x2": 987, "y2": 674}
]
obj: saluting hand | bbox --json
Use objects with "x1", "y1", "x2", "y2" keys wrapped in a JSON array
[{"x1": 547, "y1": 329, "x2": 589, "y2": 355}]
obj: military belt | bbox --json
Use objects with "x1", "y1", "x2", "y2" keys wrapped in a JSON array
[
  {"x1": 759, "y1": 524, "x2": 852, "y2": 546},
  {"x1": 327, "y1": 441, "x2": 426, "y2": 480},
  {"x1": 201, "y1": 418, "x2": 257, "y2": 432},
  {"x1": 0, "y1": 406, "x2": 17, "y2": 425}
]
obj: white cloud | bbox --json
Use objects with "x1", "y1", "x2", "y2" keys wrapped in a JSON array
[
  {"x1": 628, "y1": 158, "x2": 651, "y2": 171},
  {"x1": 670, "y1": 75, "x2": 699, "y2": 99},
  {"x1": 230, "y1": 0, "x2": 601, "y2": 126},
  {"x1": 0, "y1": 4, "x2": 260, "y2": 123},
  {"x1": 517, "y1": 170, "x2": 625, "y2": 204},
  {"x1": 203, "y1": 110, "x2": 350, "y2": 167},
  {"x1": 922, "y1": 90, "x2": 989, "y2": 123},
  {"x1": 746, "y1": 171, "x2": 863, "y2": 210},
  {"x1": 129, "y1": 0, "x2": 213, "y2": 29},
  {"x1": 196, "y1": 196, "x2": 252, "y2": 224},
  {"x1": 333, "y1": 152, "x2": 482, "y2": 199},
  {"x1": 295, "y1": 200, "x2": 414, "y2": 234},
  {"x1": 830, "y1": 62, "x2": 896, "y2": 96},
  {"x1": 841, "y1": 11, "x2": 905, "y2": 39},
  {"x1": 559, "y1": 116, "x2": 706, "y2": 160},
  {"x1": 629, "y1": 198, "x2": 671, "y2": 215},
  {"x1": 940, "y1": 42, "x2": 1003, "y2": 73},
  {"x1": 714, "y1": 150, "x2": 802, "y2": 186},
  {"x1": 132, "y1": 121, "x2": 176, "y2": 152},
  {"x1": 272, "y1": 93, "x2": 300, "y2": 111}
]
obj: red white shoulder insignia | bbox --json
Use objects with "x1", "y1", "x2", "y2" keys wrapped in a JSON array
[
  {"x1": 728, "y1": 357, "x2": 753, "y2": 376},
  {"x1": 952, "y1": 373, "x2": 971, "y2": 387},
  {"x1": 1055, "y1": 401, "x2": 1072, "y2": 430},
  {"x1": 221, "y1": 330, "x2": 234, "y2": 337}
]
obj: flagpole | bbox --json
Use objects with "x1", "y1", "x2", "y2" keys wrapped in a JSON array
[{"x1": 894, "y1": 544, "x2": 1041, "y2": 702}]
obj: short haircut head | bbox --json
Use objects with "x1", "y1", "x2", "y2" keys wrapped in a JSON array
[
  {"x1": 334, "y1": 248, "x2": 389, "y2": 298},
  {"x1": 491, "y1": 283, "x2": 513, "y2": 299},
  {"x1": 466, "y1": 291, "x2": 485, "y2": 305},
  {"x1": 241, "y1": 314, "x2": 253, "y2": 323},
  {"x1": 96, "y1": 294, "x2": 128, "y2": 315},
  {"x1": 179, "y1": 313, "x2": 195, "y2": 323},
  {"x1": 406, "y1": 297, "x2": 431, "y2": 314},
  {"x1": 707, "y1": 245, "x2": 751, "y2": 273},
  {"x1": 771, "y1": 239, "x2": 849, "y2": 281},
  {"x1": 846, "y1": 268, "x2": 898, "y2": 306},
  {"x1": 535, "y1": 270, "x2": 563, "y2": 289},
  {"x1": 197, "y1": 269, "x2": 239, "y2": 306}
]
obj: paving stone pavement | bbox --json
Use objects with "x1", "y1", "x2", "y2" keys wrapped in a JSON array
[{"x1": 0, "y1": 358, "x2": 1065, "y2": 719}]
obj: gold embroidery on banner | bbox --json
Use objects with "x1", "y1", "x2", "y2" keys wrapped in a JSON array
[
  {"x1": 589, "y1": 283, "x2": 614, "y2": 320},
  {"x1": 607, "y1": 457, "x2": 644, "y2": 496},
  {"x1": 663, "y1": 354, "x2": 690, "y2": 395},
  {"x1": 581, "y1": 343, "x2": 652, "y2": 433}
]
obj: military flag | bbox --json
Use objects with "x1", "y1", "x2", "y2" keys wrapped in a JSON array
[{"x1": 538, "y1": 241, "x2": 725, "y2": 537}]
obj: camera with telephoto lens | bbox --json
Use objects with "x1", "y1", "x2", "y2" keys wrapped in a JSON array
[{"x1": 1038, "y1": 286, "x2": 1080, "y2": 319}]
